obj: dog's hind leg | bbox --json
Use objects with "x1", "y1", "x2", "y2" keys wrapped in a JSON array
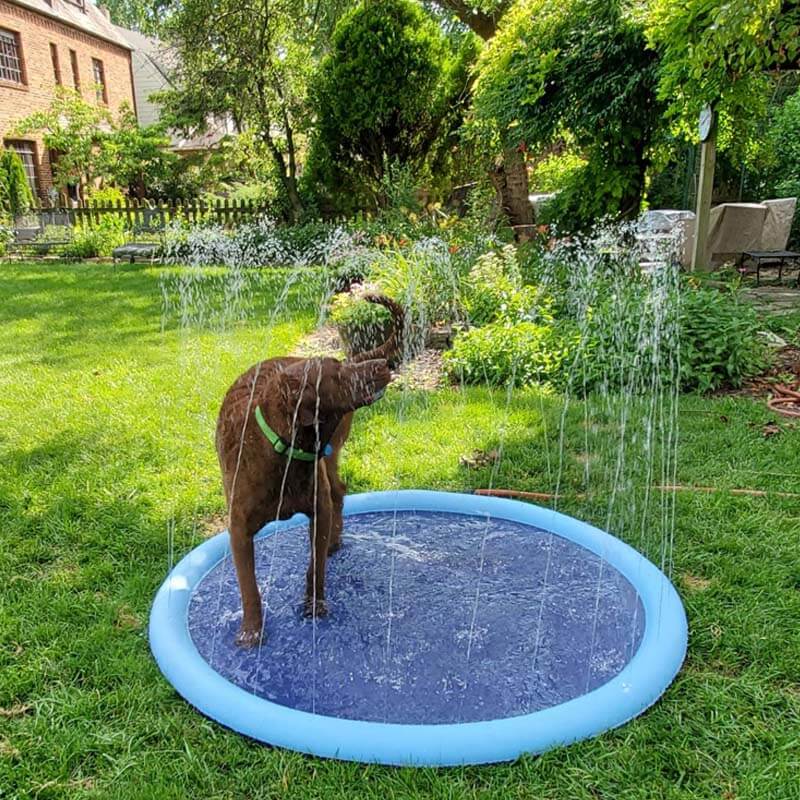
[
  {"x1": 326, "y1": 415, "x2": 352, "y2": 556},
  {"x1": 327, "y1": 470, "x2": 346, "y2": 555}
]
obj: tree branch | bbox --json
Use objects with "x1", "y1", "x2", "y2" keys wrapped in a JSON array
[{"x1": 429, "y1": 0, "x2": 511, "y2": 39}]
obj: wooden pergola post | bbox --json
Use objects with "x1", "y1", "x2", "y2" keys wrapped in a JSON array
[{"x1": 690, "y1": 108, "x2": 718, "y2": 271}]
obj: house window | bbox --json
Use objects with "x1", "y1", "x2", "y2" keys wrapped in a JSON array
[
  {"x1": 0, "y1": 28, "x2": 24, "y2": 84},
  {"x1": 92, "y1": 58, "x2": 107, "y2": 104},
  {"x1": 70, "y1": 49, "x2": 80, "y2": 91},
  {"x1": 64, "y1": 0, "x2": 86, "y2": 9},
  {"x1": 50, "y1": 43, "x2": 61, "y2": 85},
  {"x1": 4, "y1": 141, "x2": 38, "y2": 196}
]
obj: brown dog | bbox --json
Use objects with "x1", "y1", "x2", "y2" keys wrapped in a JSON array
[{"x1": 215, "y1": 295, "x2": 403, "y2": 646}]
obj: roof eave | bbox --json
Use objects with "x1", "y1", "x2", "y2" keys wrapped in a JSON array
[{"x1": 5, "y1": 0, "x2": 134, "y2": 51}]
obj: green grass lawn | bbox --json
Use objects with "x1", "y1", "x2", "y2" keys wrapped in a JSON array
[{"x1": 1, "y1": 261, "x2": 799, "y2": 800}]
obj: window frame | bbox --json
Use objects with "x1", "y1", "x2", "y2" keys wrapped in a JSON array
[
  {"x1": 0, "y1": 26, "x2": 26, "y2": 86},
  {"x1": 3, "y1": 139, "x2": 40, "y2": 199},
  {"x1": 91, "y1": 57, "x2": 108, "y2": 105},
  {"x1": 50, "y1": 43, "x2": 61, "y2": 86},
  {"x1": 69, "y1": 48, "x2": 80, "y2": 92}
]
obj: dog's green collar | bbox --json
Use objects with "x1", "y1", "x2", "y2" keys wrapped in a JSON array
[{"x1": 254, "y1": 406, "x2": 332, "y2": 462}]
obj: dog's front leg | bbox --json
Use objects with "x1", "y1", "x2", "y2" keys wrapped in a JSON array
[
  {"x1": 304, "y1": 463, "x2": 332, "y2": 618},
  {"x1": 230, "y1": 517, "x2": 263, "y2": 647}
]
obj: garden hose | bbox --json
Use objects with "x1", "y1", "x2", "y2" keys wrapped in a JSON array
[{"x1": 768, "y1": 383, "x2": 800, "y2": 418}]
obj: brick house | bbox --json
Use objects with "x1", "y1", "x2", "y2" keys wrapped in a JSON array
[{"x1": 0, "y1": 0, "x2": 135, "y2": 202}]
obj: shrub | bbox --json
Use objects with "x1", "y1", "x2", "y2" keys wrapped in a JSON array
[
  {"x1": 61, "y1": 215, "x2": 127, "y2": 258},
  {"x1": 86, "y1": 185, "x2": 127, "y2": 206},
  {"x1": 444, "y1": 321, "x2": 571, "y2": 387},
  {"x1": 529, "y1": 151, "x2": 587, "y2": 194},
  {"x1": 305, "y1": 0, "x2": 459, "y2": 214},
  {"x1": 0, "y1": 220, "x2": 13, "y2": 256},
  {"x1": 451, "y1": 238, "x2": 764, "y2": 393},
  {"x1": 367, "y1": 238, "x2": 465, "y2": 327},
  {"x1": 561, "y1": 280, "x2": 766, "y2": 394},
  {"x1": 0, "y1": 149, "x2": 34, "y2": 218},
  {"x1": 678, "y1": 284, "x2": 767, "y2": 392},
  {"x1": 463, "y1": 245, "x2": 555, "y2": 327}
]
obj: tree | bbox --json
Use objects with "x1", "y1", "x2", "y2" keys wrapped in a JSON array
[
  {"x1": 100, "y1": 0, "x2": 171, "y2": 35},
  {"x1": 426, "y1": 0, "x2": 511, "y2": 40},
  {"x1": 99, "y1": 109, "x2": 178, "y2": 198},
  {"x1": 13, "y1": 90, "x2": 183, "y2": 200},
  {"x1": 12, "y1": 89, "x2": 112, "y2": 196},
  {"x1": 646, "y1": 0, "x2": 800, "y2": 130},
  {"x1": 305, "y1": 0, "x2": 467, "y2": 215},
  {"x1": 0, "y1": 149, "x2": 34, "y2": 217},
  {"x1": 161, "y1": 0, "x2": 351, "y2": 222},
  {"x1": 473, "y1": 0, "x2": 661, "y2": 229}
]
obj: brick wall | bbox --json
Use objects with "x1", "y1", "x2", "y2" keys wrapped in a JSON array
[{"x1": 0, "y1": 0, "x2": 134, "y2": 200}]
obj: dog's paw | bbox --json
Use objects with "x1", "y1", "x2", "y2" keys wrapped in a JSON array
[
  {"x1": 327, "y1": 539, "x2": 342, "y2": 556},
  {"x1": 303, "y1": 598, "x2": 329, "y2": 619},
  {"x1": 235, "y1": 624, "x2": 263, "y2": 648}
]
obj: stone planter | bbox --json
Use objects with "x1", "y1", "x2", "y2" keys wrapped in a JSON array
[{"x1": 336, "y1": 318, "x2": 396, "y2": 359}]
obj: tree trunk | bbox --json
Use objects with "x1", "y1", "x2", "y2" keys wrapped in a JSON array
[
  {"x1": 264, "y1": 133, "x2": 303, "y2": 223},
  {"x1": 618, "y1": 141, "x2": 649, "y2": 221},
  {"x1": 284, "y1": 176, "x2": 304, "y2": 224},
  {"x1": 490, "y1": 147, "x2": 533, "y2": 235}
]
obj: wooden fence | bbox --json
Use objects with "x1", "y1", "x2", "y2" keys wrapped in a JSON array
[{"x1": 28, "y1": 198, "x2": 270, "y2": 231}]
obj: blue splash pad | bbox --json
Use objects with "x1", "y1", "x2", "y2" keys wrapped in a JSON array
[
  {"x1": 188, "y1": 511, "x2": 644, "y2": 724},
  {"x1": 150, "y1": 491, "x2": 687, "y2": 765}
]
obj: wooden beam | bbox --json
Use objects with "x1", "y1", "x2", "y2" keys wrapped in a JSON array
[{"x1": 691, "y1": 116, "x2": 717, "y2": 271}]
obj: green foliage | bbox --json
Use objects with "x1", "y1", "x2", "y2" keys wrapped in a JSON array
[
  {"x1": 61, "y1": 216, "x2": 128, "y2": 259},
  {"x1": 86, "y1": 186, "x2": 127, "y2": 207},
  {"x1": 538, "y1": 156, "x2": 654, "y2": 233},
  {"x1": 305, "y1": 0, "x2": 465, "y2": 214},
  {"x1": 645, "y1": 0, "x2": 800, "y2": 133},
  {"x1": 762, "y1": 88, "x2": 800, "y2": 246},
  {"x1": 12, "y1": 92, "x2": 182, "y2": 200},
  {"x1": 162, "y1": 0, "x2": 354, "y2": 220},
  {"x1": 100, "y1": 109, "x2": 177, "y2": 194},
  {"x1": 678, "y1": 285, "x2": 767, "y2": 393},
  {"x1": 769, "y1": 89, "x2": 800, "y2": 186},
  {"x1": 368, "y1": 243, "x2": 465, "y2": 327},
  {"x1": 329, "y1": 293, "x2": 392, "y2": 327},
  {"x1": 473, "y1": 0, "x2": 662, "y2": 228},
  {"x1": 329, "y1": 292, "x2": 392, "y2": 354},
  {"x1": 444, "y1": 320, "x2": 570, "y2": 386},
  {"x1": 101, "y1": 0, "x2": 171, "y2": 34},
  {"x1": 13, "y1": 89, "x2": 111, "y2": 191},
  {"x1": 463, "y1": 245, "x2": 552, "y2": 326},
  {"x1": 452, "y1": 238, "x2": 765, "y2": 394},
  {"x1": 529, "y1": 150, "x2": 587, "y2": 194},
  {"x1": 0, "y1": 148, "x2": 34, "y2": 217},
  {"x1": 0, "y1": 221, "x2": 13, "y2": 256}
]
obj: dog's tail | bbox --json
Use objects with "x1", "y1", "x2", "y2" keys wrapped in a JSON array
[{"x1": 348, "y1": 293, "x2": 405, "y2": 369}]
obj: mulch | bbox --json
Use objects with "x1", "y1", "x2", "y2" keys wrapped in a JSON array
[
  {"x1": 291, "y1": 324, "x2": 447, "y2": 392},
  {"x1": 715, "y1": 344, "x2": 800, "y2": 401}
]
